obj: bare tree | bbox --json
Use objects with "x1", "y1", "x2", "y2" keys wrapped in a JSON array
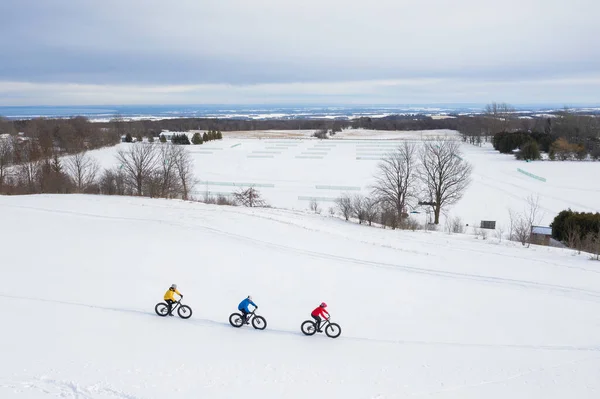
[
  {"x1": 172, "y1": 146, "x2": 195, "y2": 200},
  {"x1": 592, "y1": 229, "x2": 600, "y2": 261},
  {"x1": 65, "y1": 151, "x2": 100, "y2": 193},
  {"x1": 380, "y1": 205, "x2": 398, "y2": 229},
  {"x1": 309, "y1": 199, "x2": 321, "y2": 214},
  {"x1": 115, "y1": 144, "x2": 159, "y2": 196},
  {"x1": 418, "y1": 138, "x2": 473, "y2": 224},
  {"x1": 351, "y1": 194, "x2": 367, "y2": 224},
  {"x1": 565, "y1": 223, "x2": 582, "y2": 253},
  {"x1": 495, "y1": 225, "x2": 505, "y2": 242},
  {"x1": 233, "y1": 187, "x2": 267, "y2": 207},
  {"x1": 445, "y1": 216, "x2": 465, "y2": 234},
  {"x1": 335, "y1": 193, "x2": 353, "y2": 221},
  {"x1": 155, "y1": 145, "x2": 180, "y2": 198},
  {"x1": 512, "y1": 216, "x2": 530, "y2": 245},
  {"x1": 485, "y1": 102, "x2": 514, "y2": 139},
  {"x1": 508, "y1": 195, "x2": 543, "y2": 247},
  {"x1": 363, "y1": 196, "x2": 379, "y2": 226},
  {"x1": 14, "y1": 140, "x2": 42, "y2": 193},
  {"x1": 372, "y1": 142, "x2": 418, "y2": 221},
  {"x1": 0, "y1": 136, "x2": 13, "y2": 190},
  {"x1": 525, "y1": 195, "x2": 542, "y2": 247}
]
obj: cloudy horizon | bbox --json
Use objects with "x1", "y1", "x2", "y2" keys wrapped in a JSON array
[{"x1": 1, "y1": 0, "x2": 599, "y2": 106}]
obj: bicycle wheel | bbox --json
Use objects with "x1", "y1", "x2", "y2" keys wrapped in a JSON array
[
  {"x1": 178, "y1": 305, "x2": 193, "y2": 319},
  {"x1": 252, "y1": 315, "x2": 267, "y2": 330},
  {"x1": 325, "y1": 323, "x2": 341, "y2": 338},
  {"x1": 155, "y1": 302, "x2": 169, "y2": 317},
  {"x1": 301, "y1": 320, "x2": 317, "y2": 336},
  {"x1": 229, "y1": 312, "x2": 244, "y2": 328}
]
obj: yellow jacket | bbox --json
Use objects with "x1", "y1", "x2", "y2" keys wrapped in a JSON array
[{"x1": 164, "y1": 288, "x2": 182, "y2": 302}]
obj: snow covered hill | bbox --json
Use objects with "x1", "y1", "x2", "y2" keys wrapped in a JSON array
[{"x1": 1, "y1": 195, "x2": 600, "y2": 398}]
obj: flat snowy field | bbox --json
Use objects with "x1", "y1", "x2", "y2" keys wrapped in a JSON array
[
  {"x1": 1, "y1": 195, "x2": 600, "y2": 398},
  {"x1": 87, "y1": 129, "x2": 600, "y2": 227}
]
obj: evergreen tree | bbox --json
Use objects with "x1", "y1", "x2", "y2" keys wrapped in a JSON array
[
  {"x1": 172, "y1": 134, "x2": 191, "y2": 145},
  {"x1": 217, "y1": 130, "x2": 223, "y2": 140},
  {"x1": 159, "y1": 134, "x2": 167, "y2": 143},
  {"x1": 203, "y1": 132, "x2": 209, "y2": 142},
  {"x1": 192, "y1": 132, "x2": 203, "y2": 145},
  {"x1": 516, "y1": 140, "x2": 541, "y2": 161},
  {"x1": 148, "y1": 136, "x2": 155, "y2": 143},
  {"x1": 125, "y1": 133, "x2": 133, "y2": 143}
]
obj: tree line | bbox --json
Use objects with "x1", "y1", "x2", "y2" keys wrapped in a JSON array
[
  {"x1": 0, "y1": 138, "x2": 196, "y2": 200},
  {"x1": 1, "y1": 116, "x2": 120, "y2": 153},
  {"x1": 458, "y1": 103, "x2": 600, "y2": 161}
]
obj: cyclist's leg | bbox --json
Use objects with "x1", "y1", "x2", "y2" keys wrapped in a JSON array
[
  {"x1": 166, "y1": 299, "x2": 174, "y2": 315},
  {"x1": 312, "y1": 315, "x2": 321, "y2": 331},
  {"x1": 240, "y1": 308, "x2": 248, "y2": 323}
]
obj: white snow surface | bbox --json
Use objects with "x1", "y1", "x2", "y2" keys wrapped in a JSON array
[
  {"x1": 1, "y1": 194, "x2": 600, "y2": 398},
  {"x1": 87, "y1": 130, "x2": 600, "y2": 228}
]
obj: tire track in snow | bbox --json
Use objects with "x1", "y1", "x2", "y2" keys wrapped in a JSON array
[
  {"x1": 4, "y1": 203, "x2": 600, "y2": 302},
  {"x1": 3, "y1": 293, "x2": 599, "y2": 354},
  {"x1": 191, "y1": 223, "x2": 600, "y2": 303}
]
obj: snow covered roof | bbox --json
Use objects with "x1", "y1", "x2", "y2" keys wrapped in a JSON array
[{"x1": 531, "y1": 226, "x2": 552, "y2": 235}]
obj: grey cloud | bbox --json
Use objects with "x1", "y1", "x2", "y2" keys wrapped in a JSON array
[{"x1": 1, "y1": 0, "x2": 599, "y2": 104}]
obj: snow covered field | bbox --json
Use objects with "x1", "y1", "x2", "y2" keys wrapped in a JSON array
[
  {"x1": 87, "y1": 129, "x2": 600, "y2": 228},
  {"x1": 1, "y1": 195, "x2": 600, "y2": 398}
]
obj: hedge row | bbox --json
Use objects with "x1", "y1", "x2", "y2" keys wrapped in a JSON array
[{"x1": 551, "y1": 209, "x2": 600, "y2": 242}]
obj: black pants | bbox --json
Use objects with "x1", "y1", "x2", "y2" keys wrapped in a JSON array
[
  {"x1": 240, "y1": 308, "x2": 249, "y2": 323},
  {"x1": 166, "y1": 299, "x2": 175, "y2": 315},
  {"x1": 312, "y1": 315, "x2": 321, "y2": 331}
]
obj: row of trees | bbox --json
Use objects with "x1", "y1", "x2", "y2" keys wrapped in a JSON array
[
  {"x1": 121, "y1": 130, "x2": 224, "y2": 145},
  {"x1": 1, "y1": 116, "x2": 120, "y2": 153},
  {"x1": 95, "y1": 116, "x2": 350, "y2": 136},
  {"x1": 0, "y1": 139, "x2": 195, "y2": 200},
  {"x1": 492, "y1": 131, "x2": 598, "y2": 161},
  {"x1": 191, "y1": 130, "x2": 223, "y2": 144},
  {"x1": 333, "y1": 138, "x2": 472, "y2": 226}
]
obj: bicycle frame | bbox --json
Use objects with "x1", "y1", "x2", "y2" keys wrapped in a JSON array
[
  {"x1": 316, "y1": 317, "x2": 331, "y2": 329},
  {"x1": 168, "y1": 300, "x2": 182, "y2": 312},
  {"x1": 241, "y1": 309, "x2": 257, "y2": 320}
]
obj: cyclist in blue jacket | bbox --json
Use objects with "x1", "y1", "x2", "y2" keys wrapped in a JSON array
[{"x1": 238, "y1": 295, "x2": 257, "y2": 324}]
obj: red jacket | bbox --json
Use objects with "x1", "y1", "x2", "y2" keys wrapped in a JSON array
[{"x1": 311, "y1": 306, "x2": 330, "y2": 318}]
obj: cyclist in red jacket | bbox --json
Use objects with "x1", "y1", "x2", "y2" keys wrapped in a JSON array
[{"x1": 311, "y1": 302, "x2": 330, "y2": 332}]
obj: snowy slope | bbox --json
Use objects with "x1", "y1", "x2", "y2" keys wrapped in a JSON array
[
  {"x1": 1, "y1": 195, "x2": 600, "y2": 398},
  {"x1": 86, "y1": 131, "x2": 600, "y2": 229}
]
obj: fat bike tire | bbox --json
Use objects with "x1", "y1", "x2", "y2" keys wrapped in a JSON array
[
  {"x1": 252, "y1": 315, "x2": 267, "y2": 330},
  {"x1": 178, "y1": 305, "x2": 192, "y2": 319},
  {"x1": 229, "y1": 312, "x2": 244, "y2": 328},
  {"x1": 301, "y1": 320, "x2": 317, "y2": 336},
  {"x1": 325, "y1": 323, "x2": 342, "y2": 338},
  {"x1": 155, "y1": 302, "x2": 169, "y2": 317}
]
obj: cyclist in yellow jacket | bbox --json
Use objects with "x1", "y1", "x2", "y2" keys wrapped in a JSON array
[{"x1": 164, "y1": 284, "x2": 183, "y2": 316}]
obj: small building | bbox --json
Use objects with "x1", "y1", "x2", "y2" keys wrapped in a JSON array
[
  {"x1": 480, "y1": 220, "x2": 496, "y2": 230},
  {"x1": 531, "y1": 226, "x2": 552, "y2": 246}
]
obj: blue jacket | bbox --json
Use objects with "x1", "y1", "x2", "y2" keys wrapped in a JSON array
[{"x1": 238, "y1": 298, "x2": 257, "y2": 312}]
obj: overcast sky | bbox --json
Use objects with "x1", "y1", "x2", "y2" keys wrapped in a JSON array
[{"x1": 1, "y1": 0, "x2": 599, "y2": 105}]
